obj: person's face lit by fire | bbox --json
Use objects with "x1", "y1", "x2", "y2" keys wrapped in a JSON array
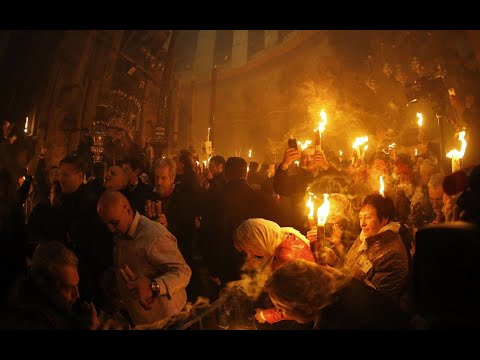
[
  {"x1": 371, "y1": 159, "x2": 389, "y2": 177},
  {"x1": 104, "y1": 166, "x2": 128, "y2": 191},
  {"x1": 359, "y1": 204, "x2": 388, "y2": 239},
  {"x1": 59, "y1": 163, "x2": 84, "y2": 194},
  {"x1": 209, "y1": 161, "x2": 223, "y2": 176},
  {"x1": 154, "y1": 165, "x2": 175, "y2": 197},
  {"x1": 301, "y1": 148, "x2": 317, "y2": 172},
  {"x1": 428, "y1": 185, "x2": 444, "y2": 214}
]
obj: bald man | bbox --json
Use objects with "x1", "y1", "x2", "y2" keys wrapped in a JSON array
[{"x1": 97, "y1": 190, "x2": 191, "y2": 328}]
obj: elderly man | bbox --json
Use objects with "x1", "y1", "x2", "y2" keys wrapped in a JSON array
[
  {"x1": 147, "y1": 158, "x2": 197, "y2": 268},
  {"x1": 97, "y1": 190, "x2": 191, "y2": 328},
  {"x1": 342, "y1": 193, "x2": 409, "y2": 302},
  {"x1": 1, "y1": 241, "x2": 111, "y2": 329}
]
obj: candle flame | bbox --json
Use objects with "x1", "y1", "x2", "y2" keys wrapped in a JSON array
[
  {"x1": 317, "y1": 193, "x2": 330, "y2": 226},
  {"x1": 388, "y1": 143, "x2": 396, "y2": 149},
  {"x1": 318, "y1": 109, "x2": 327, "y2": 134},
  {"x1": 306, "y1": 195, "x2": 314, "y2": 218},
  {"x1": 294, "y1": 160, "x2": 300, "y2": 167},
  {"x1": 415, "y1": 148, "x2": 418, "y2": 156},
  {"x1": 352, "y1": 136, "x2": 368, "y2": 149},
  {"x1": 363, "y1": 144, "x2": 368, "y2": 152},
  {"x1": 339, "y1": 150, "x2": 343, "y2": 157},
  {"x1": 379, "y1": 175, "x2": 385, "y2": 197},
  {"x1": 203, "y1": 160, "x2": 207, "y2": 168},
  {"x1": 297, "y1": 140, "x2": 312, "y2": 151},
  {"x1": 417, "y1": 113, "x2": 423, "y2": 127},
  {"x1": 446, "y1": 131, "x2": 467, "y2": 159},
  {"x1": 248, "y1": 149, "x2": 252, "y2": 158},
  {"x1": 24, "y1": 116, "x2": 29, "y2": 133}
]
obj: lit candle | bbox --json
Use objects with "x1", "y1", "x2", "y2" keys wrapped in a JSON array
[
  {"x1": 248, "y1": 149, "x2": 252, "y2": 158},
  {"x1": 388, "y1": 142, "x2": 396, "y2": 161},
  {"x1": 315, "y1": 193, "x2": 330, "y2": 263},
  {"x1": 314, "y1": 109, "x2": 327, "y2": 153},
  {"x1": 306, "y1": 193, "x2": 315, "y2": 230},
  {"x1": 446, "y1": 131, "x2": 467, "y2": 173},
  {"x1": 202, "y1": 160, "x2": 207, "y2": 173},
  {"x1": 294, "y1": 160, "x2": 300, "y2": 167},
  {"x1": 207, "y1": 127, "x2": 210, "y2": 141},
  {"x1": 24, "y1": 116, "x2": 29, "y2": 133},
  {"x1": 352, "y1": 136, "x2": 368, "y2": 165},
  {"x1": 416, "y1": 113, "x2": 423, "y2": 128},
  {"x1": 414, "y1": 148, "x2": 418, "y2": 156},
  {"x1": 379, "y1": 175, "x2": 385, "y2": 197}
]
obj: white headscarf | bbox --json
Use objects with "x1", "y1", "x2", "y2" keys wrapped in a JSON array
[{"x1": 234, "y1": 218, "x2": 310, "y2": 268}]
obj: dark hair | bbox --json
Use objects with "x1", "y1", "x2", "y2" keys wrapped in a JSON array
[
  {"x1": 59, "y1": 155, "x2": 85, "y2": 174},
  {"x1": 265, "y1": 260, "x2": 337, "y2": 321},
  {"x1": 209, "y1": 155, "x2": 225, "y2": 167},
  {"x1": 225, "y1": 157, "x2": 247, "y2": 181},
  {"x1": 362, "y1": 193, "x2": 395, "y2": 222}
]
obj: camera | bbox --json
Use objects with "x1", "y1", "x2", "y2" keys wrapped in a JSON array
[{"x1": 288, "y1": 138, "x2": 298, "y2": 150}]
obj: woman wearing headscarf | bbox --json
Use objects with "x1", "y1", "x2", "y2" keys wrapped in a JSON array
[{"x1": 233, "y1": 218, "x2": 316, "y2": 325}]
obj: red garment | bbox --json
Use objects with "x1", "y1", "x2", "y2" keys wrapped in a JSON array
[
  {"x1": 264, "y1": 235, "x2": 316, "y2": 324},
  {"x1": 272, "y1": 235, "x2": 316, "y2": 270}
]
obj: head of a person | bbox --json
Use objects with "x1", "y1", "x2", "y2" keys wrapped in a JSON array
[
  {"x1": 359, "y1": 193, "x2": 395, "y2": 238},
  {"x1": 31, "y1": 241, "x2": 80, "y2": 314},
  {"x1": 122, "y1": 157, "x2": 142, "y2": 185},
  {"x1": 234, "y1": 218, "x2": 283, "y2": 258},
  {"x1": 370, "y1": 152, "x2": 390, "y2": 177},
  {"x1": 154, "y1": 158, "x2": 176, "y2": 196},
  {"x1": 48, "y1": 166, "x2": 60, "y2": 186},
  {"x1": 265, "y1": 259, "x2": 337, "y2": 324},
  {"x1": 92, "y1": 162, "x2": 106, "y2": 181},
  {"x1": 209, "y1": 155, "x2": 225, "y2": 176},
  {"x1": 59, "y1": 155, "x2": 85, "y2": 194},
  {"x1": 419, "y1": 159, "x2": 436, "y2": 186},
  {"x1": 225, "y1": 157, "x2": 248, "y2": 182},
  {"x1": 104, "y1": 165, "x2": 128, "y2": 191},
  {"x1": 179, "y1": 150, "x2": 195, "y2": 173},
  {"x1": 300, "y1": 147, "x2": 318, "y2": 173},
  {"x1": 97, "y1": 190, "x2": 134, "y2": 235},
  {"x1": 50, "y1": 180, "x2": 62, "y2": 207},
  {"x1": 428, "y1": 173, "x2": 445, "y2": 214}
]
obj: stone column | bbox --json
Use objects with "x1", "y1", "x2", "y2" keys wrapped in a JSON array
[
  {"x1": 193, "y1": 30, "x2": 216, "y2": 74},
  {"x1": 265, "y1": 30, "x2": 278, "y2": 48},
  {"x1": 232, "y1": 30, "x2": 248, "y2": 68}
]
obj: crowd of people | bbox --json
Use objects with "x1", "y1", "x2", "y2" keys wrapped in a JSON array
[{"x1": 1, "y1": 98, "x2": 479, "y2": 330}]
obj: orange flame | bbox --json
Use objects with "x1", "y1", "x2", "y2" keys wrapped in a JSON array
[
  {"x1": 297, "y1": 140, "x2": 312, "y2": 151},
  {"x1": 446, "y1": 131, "x2": 467, "y2": 159},
  {"x1": 417, "y1": 113, "x2": 423, "y2": 127},
  {"x1": 306, "y1": 195, "x2": 314, "y2": 219},
  {"x1": 248, "y1": 149, "x2": 252, "y2": 158},
  {"x1": 352, "y1": 136, "x2": 368, "y2": 149},
  {"x1": 317, "y1": 193, "x2": 330, "y2": 226},
  {"x1": 318, "y1": 109, "x2": 327, "y2": 135}
]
